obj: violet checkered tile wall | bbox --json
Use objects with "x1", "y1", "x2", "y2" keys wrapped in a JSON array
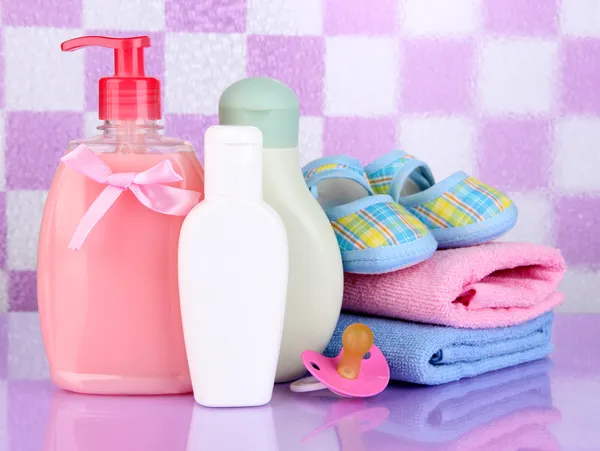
[{"x1": 0, "y1": 0, "x2": 600, "y2": 384}]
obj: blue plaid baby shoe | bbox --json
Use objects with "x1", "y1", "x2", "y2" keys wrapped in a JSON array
[
  {"x1": 364, "y1": 150, "x2": 518, "y2": 249},
  {"x1": 303, "y1": 155, "x2": 437, "y2": 274}
]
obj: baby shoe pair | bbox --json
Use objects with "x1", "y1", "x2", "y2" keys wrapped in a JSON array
[{"x1": 303, "y1": 150, "x2": 518, "y2": 274}]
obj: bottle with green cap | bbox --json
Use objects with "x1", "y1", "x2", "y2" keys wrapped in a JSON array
[{"x1": 219, "y1": 77, "x2": 344, "y2": 382}]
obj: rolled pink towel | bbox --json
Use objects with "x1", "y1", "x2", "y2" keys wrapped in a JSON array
[{"x1": 343, "y1": 242, "x2": 566, "y2": 328}]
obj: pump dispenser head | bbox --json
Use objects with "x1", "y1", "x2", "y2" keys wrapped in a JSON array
[
  {"x1": 204, "y1": 126, "x2": 263, "y2": 200},
  {"x1": 61, "y1": 36, "x2": 160, "y2": 121}
]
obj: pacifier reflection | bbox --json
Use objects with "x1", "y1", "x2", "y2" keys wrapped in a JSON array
[{"x1": 300, "y1": 392, "x2": 390, "y2": 451}]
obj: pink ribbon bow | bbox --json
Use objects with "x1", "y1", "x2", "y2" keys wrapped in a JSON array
[{"x1": 62, "y1": 144, "x2": 201, "y2": 250}]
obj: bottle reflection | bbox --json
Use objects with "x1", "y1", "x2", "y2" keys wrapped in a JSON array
[
  {"x1": 186, "y1": 402, "x2": 278, "y2": 450},
  {"x1": 44, "y1": 391, "x2": 193, "y2": 451}
]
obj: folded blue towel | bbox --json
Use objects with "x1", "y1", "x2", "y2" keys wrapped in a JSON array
[{"x1": 324, "y1": 312, "x2": 554, "y2": 385}]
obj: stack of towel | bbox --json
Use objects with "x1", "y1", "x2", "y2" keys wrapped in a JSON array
[{"x1": 325, "y1": 242, "x2": 566, "y2": 385}]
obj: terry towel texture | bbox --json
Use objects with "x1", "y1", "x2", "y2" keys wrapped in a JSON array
[
  {"x1": 343, "y1": 242, "x2": 565, "y2": 328},
  {"x1": 324, "y1": 312, "x2": 554, "y2": 385}
]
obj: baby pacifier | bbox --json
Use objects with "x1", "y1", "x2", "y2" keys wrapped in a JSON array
[{"x1": 290, "y1": 323, "x2": 390, "y2": 397}]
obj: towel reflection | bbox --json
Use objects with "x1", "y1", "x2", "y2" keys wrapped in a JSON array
[{"x1": 42, "y1": 359, "x2": 559, "y2": 451}]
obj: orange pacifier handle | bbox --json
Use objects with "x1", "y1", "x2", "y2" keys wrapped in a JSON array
[{"x1": 336, "y1": 323, "x2": 374, "y2": 380}]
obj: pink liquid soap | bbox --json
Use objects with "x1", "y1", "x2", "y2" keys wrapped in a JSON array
[
  {"x1": 38, "y1": 147, "x2": 204, "y2": 395},
  {"x1": 39, "y1": 35, "x2": 205, "y2": 394}
]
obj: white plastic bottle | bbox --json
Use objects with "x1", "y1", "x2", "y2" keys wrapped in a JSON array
[
  {"x1": 219, "y1": 77, "x2": 344, "y2": 382},
  {"x1": 178, "y1": 125, "x2": 288, "y2": 407}
]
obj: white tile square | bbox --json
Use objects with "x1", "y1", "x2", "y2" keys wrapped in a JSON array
[
  {"x1": 4, "y1": 28, "x2": 84, "y2": 112},
  {"x1": 497, "y1": 192, "x2": 554, "y2": 246},
  {"x1": 83, "y1": 0, "x2": 165, "y2": 31},
  {"x1": 7, "y1": 191, "x2": 48, "y2": 271},
  {"x1": 299, "y1": 116, "x2": 324, "y2": 166},
  {"x1": 401, "y1": 0, "x2": 480, "y2": 36},
  {"x1": 165, "y1": 33, "x2": 246, "y2": 115},
  {"x1": 398, "y1": 116, "x2": 475, "y2": 180},
  {"x1": 247, "y1": 0, "x2": 323, "y2": 35},
  {"x1": 325, "y1": 37, "x2": 398, "y2": 117},
  {"x1": 554, "y1": 117, "x2": 600, "y2": 194},
  {"x1": 0, "y1": 110, "x2": 5, "y2": 191},
  {"x1": 8, "y1": 313, "x2": 49, "y2": 379},
  {"x1": 0, "y1": 271, "x2": 7, "y2": 313},
  {"x1": 558, "y1": 268, "x2": 600, "y2": 313},
  {"x1": 478, "y1": 39, "x2": 558, "y2": 115},
  {"x1": 561, "y1": 0, "x2": 600, "y2": 37}
]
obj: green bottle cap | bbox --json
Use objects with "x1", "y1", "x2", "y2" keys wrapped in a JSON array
[{"x1": 219, "y1": 77, "x2": 299, "y2": 149}]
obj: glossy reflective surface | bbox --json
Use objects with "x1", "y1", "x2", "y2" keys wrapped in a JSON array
[{"x1": 2, "y1": 314, "x2": 599, "y2": 450}]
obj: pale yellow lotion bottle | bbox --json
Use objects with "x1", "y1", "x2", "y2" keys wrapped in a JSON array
[{"x1": 219, "y1": 77, "x2": 344, "y2": 382}]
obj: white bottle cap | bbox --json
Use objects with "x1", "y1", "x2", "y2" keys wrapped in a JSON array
[{"x1": 204, "y1": 125, "x2": 263, "y2": 200}]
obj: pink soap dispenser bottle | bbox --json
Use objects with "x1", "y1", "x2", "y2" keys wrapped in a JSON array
[{"x1": 37, "y1": 36, "x2": 204, "y2": 395}]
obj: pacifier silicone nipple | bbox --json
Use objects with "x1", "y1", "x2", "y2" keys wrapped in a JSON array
[{"x1": 336, "y1": 324, "x2": 374, "y2": 380}]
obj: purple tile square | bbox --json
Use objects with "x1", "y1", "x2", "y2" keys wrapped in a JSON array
[
  {"x1": 166, "y1": 0, "x2": 247, "y2": 33},
  {"x1": 6, "y1": 112, "x2": 83, "y2": 190},
  {"x1": 8, "y1": 380, "x2": 53, "y2": 450},
  {"x1": 85, "y1": 31, "x2": 165, "y2": 113},
  {"x1": 483, "y1": 0, "x2": 558, "y2": 36},
  {"x1": 401, "y1": 39, "x2": 474, "y2": 114},
  {"x1": 561, "y1": 39, "x2": 600, "y2": 114},
  {"x1": 324, "y1": 117, "x2": 396, "y2": 164},
  {"x1": 552, "y1": 315, "x2": 600, "y2": 377},
  {"x1": 324, "y1": 0, "x2": 397, "y2": 35},
  {"x1": 247, "y1": 36, "x2": 325, "y2": 116},
  {"x1": 8, "y1": 271, "x2": 37, "y2": 312},
  {"x1": 2, "y1": 0, "x2": 82, "y2": 27},
  {"x1": 0, "y1": 315, "x2": 7, "y2": 379},
  {"x1": 164, "y1": 114, "x2": 217, "y2": 162},
  {"x1": 0, "y1": 193, "x2": 5, "y2": 270},
  {"x1": 555, "y1": 196, "x2": 600, "y2": 268},
  {"x1": 478, "y1": 119, "x2": 551, "y2": 191}
]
